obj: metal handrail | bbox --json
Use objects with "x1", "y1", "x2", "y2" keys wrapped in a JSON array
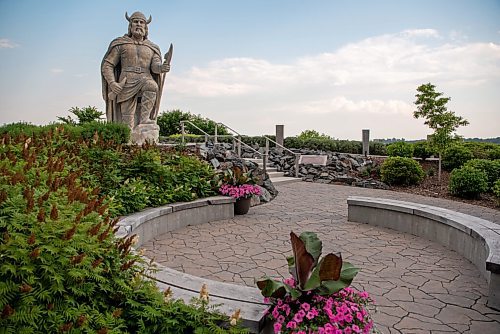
[
  {"x1": 180, "y1": 120, "x2": 210, "y2": 144},
  {"x1": 262, "y1": 135, "x2": 300, "y2": 178},
  {"x1": 215, "y1": 122, "x2": 298, "y2": 178}
]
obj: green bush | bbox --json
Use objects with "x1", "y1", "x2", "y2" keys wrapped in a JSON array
[
  {"x1": 449, "y1": 166, "x2": 488, "y2": 199},
  {"x1": 78, "y1": 122, "x2": 130, "y2": 144},
  {"x1": 488, "y1": 146, "x2": 500, "y2": 160},
  {"x1": 0, "y1": 127, "x2": 246, "y2": 333},
  {"x1": 380, "y1": 157, "x2": 425, "y2": 186},
  {"x1": 463, "y1": 159, "x2": 500, "y2": 190},
  {"x1": 442, "y1": 145, "x2": 473, "y2": 171},
  {"x1": 462, "y1": 141, "x2": 500, "y2": 160},
  {"x1": 57, "y1": 106, "x2": 104, "y2": 125},
  {"x1": 413, "y1": 141, "x2": 433, "y2": 160},
  {"x1": 386, "y1": 142, "x2": 414, "y2": 158},
  {"x1": 0, "y1": 122, "x2": 130, "y2": 144},
  {"x1": 157, "y1": 109, "x2": 229, "y2": 137},
  {"x1": 493, "y1": 179, "x2": 500, "y2": 206}
]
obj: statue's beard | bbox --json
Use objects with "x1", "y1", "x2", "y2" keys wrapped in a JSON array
[{"x1": 132, "y1": 28, "x2": 145, "y2": 39}]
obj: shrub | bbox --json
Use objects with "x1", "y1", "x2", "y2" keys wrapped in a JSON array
[
  {"x1": 78, "y1": 121, "x2": 130, "y2": 144},
  {"x1": 157, "y1": 109, "x2": 229, "y2": 137},
  {"x1": 57, "y1": 106, "x2": 104, "y2": 124},
  {"x1": 462, "y1": 141, "x2": 500, "y2": 160},
  {"x1": 488, "y1": 146, "x2": 500, "y2": 160},
  {"x1": 413, "y1": 141, "x2": 433, "y2": 160},
  {"x1": 463, "y1": 159, "x2": 500, "y2": 190},
  {"x1": 386, "y1": 141, "x2": 414, "y2": 158},
  {"x1": 0, "y1": 122, "x2": 130, "y2": 144},
  {"x1": 0, "y1": 127, "x2": 246, "y2": 333},
  {"x1": 449, "y1": 166, "x2": 488, "y2": 199},
  {"x1": 297, "y1": 129, "x2": 331, "y2": 140},
  {"x1": 493, "y1": 180, "x2": 500, "y2": 207},
  {"x1": 442, "y1": 145, "x2": 473, "y2": 171},
  {"x1": 380, "y1": 157, "x2": 425, "y2": 186}
]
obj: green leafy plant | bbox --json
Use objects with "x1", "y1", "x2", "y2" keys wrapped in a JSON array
[
  {"x1": 449, "y1": 166, "x2": 488, "y2": 199},
  {"x1": 413, "y1": 141, "x2": 434, "y2": 160},
  {"x1": 157, "y1": 109, "x2": 229, "y2": 137},
  {"x1": 0, "y1": 126, "x2": 247, "y2": 333},
  {"x1": 413, "y1": 82, "x2": 469, "y2": 182},
  {"x1": 380, "y1": 157, "x2": 425, "y2": 186},
  {"x1": 257, "y1": 231, "x2": 359, "y2": 301},
  {"x1": 463, "y1": 159, "x2": 500, "y2": 191},
  {"x1": 386, "y1": 141, "x2": 414, "y2": 158},
  {"x1": 493, "y1": 180, "x2": 500, "y2": 207},
  {"x1": 442, "y1": 145, "x2": 474, "y2": 171},
  {"x1": 256, "y1": 232, "x2": 374, "y2": 333},
  {"x1": 57, "y1": 106, "x2": 104, "y2": 125}
]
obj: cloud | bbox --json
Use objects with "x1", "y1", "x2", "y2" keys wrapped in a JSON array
[
  {"x1": 50, "y1": 68, "x2": 64, "y2": 74},
  {"x1": 163, "y1": 28, "x2": 500, "y2": 138},
  {"x1": 170, "y1": 29, "x2": 500, "y2": 101},
  {"x1": 400, "y1": 29, "x2": 441, "y2": 38},
  {"x1": 297, "y1": 97, "x2": 413, "y2": 115},
  {"x1": 0, "y1": 38, "x2": 19, "y2": 48}
]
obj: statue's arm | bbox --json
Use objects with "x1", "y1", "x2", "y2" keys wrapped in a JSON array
[
  {"x1": 151, "y1": 53, "x2": 170, "y2": 74},
  {"x1": 101, "y1": 46, "x2": 120, "y2": 84},
  {"x1": 150, "y1": 53, "x2": 163, "y2": 74}
]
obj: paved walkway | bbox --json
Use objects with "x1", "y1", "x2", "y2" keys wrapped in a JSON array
[{"x1": 143, "y1": 182, "x2": 500, "y2": 333}]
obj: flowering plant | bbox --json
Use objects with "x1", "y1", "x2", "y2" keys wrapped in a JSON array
[
  {"x1": 214, "y1": 163, "x2": 261, "y2": 200},
  {"x1": 220, "y1": 183, "x2": 261, "y2": 199},
  {"x1": 257, "y1": 232, "x2": 375, "y2": 333}
]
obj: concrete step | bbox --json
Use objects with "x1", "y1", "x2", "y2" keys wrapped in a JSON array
[
  {"x1": 271, "y1": 176, "x2": 302, "y2": 185},
  {"x1": 267, "y1": 171, "x2": 284, "y2": 178}
]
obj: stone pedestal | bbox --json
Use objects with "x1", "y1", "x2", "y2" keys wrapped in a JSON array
[
  {"x1": 275, "y1": 125, "x2": 284, "y2": 147},
  {"x1": 362, "y1": 129, "x2": 370, "y2": 156},
  {"x1": 130, "y1": 123, "x2": 160, "y2": 145}
]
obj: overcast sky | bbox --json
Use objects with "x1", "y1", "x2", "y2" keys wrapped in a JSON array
[{"x1": 0, "y1": 0, "x2": 499, "y2": 140}]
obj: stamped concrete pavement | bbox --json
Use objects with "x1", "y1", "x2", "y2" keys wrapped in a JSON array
[{"x1": 143, "y1": 182, "x2": 500, "y2": 333}]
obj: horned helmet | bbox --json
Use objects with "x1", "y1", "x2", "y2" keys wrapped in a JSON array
[{"x1": 126, "y1": 11, "x2": 152, "y2": 39}]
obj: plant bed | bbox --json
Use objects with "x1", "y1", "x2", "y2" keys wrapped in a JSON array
[{"x1": 387, "y1": 160, "x2": 499, "y2": 210}]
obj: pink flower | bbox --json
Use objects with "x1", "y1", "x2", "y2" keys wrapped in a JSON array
[
  {"x1": 271, "y1": 307, "x2": 279, "y2": 318},
  {"x1": 273, "y1": 322, "x2": 282, "y2": 333},
  {"x1": 345, "y1": 313, "x2": 353, "y2": 323},
  {"x1": 306, "y1": 311, "x2": 316, "y2": 320},
  {"x1": 344, "y1": 327, "x2": 352, "y2": 334},
  {"x1": 301, "y1": 302, "x2": 311, "y2": 312},
  {"x1": 286, "y1": 321, "x2": 297, "y2": 329},
  {"x1": 352, "y1": 324, "x2": 361, "y2": 333},
  {"x1": 356, "y1": 311, "x2": 364, "y2": 321}
]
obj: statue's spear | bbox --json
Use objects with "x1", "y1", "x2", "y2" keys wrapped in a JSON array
[{"x1": 152, "y1": 43, "x2": 173, "y2": 120}]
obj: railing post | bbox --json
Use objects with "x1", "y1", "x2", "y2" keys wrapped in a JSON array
[
  {"x1": 205, "y1": 134, "x2": 208, "y2": 145},
  {"x1": 181, "y1": 122, "x2": 185, "y2": 144},
  {"x1": 264, "y1": 138, "x2": 269, "y2": 175},
  {"x1": 237, "y1": 136, "x2": 241, "y2": 158},
  {"x1": 214, "y1": 123, "x2": 218, "y2": 144},
  {"x1": 295, "y1": 154, "x2": 299, "y2": 178}
]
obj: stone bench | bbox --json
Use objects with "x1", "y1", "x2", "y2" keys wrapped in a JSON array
[
  {"x1": 347, "y1": 196, "x2": 500, "y2": 311},
  {"x1": 115, "y1": 196, "x2": 268, "y2": 333}
]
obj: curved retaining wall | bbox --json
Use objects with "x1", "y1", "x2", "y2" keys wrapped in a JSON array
[
  {"x1": 115, "y1": 196, "x2": 268, "y2": 333},
  {"x1": 347, "y1": 196, "x2": 500, "y2": 311}
]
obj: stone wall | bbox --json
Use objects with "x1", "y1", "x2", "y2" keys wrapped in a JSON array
[
  {"x1": 260, "y1": 147, "x2": 389, "y2": 190},
  {"x1": 198, "y1": 143, "x2": 279, "y2": 203}
]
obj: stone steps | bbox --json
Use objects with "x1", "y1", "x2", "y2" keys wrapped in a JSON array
[{"x1": 243, "y1": 158, "x2": 301, "y2": 185}]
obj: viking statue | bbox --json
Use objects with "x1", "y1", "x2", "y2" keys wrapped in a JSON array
[{"x1": 101, "y1": 11, "x2": 172, "y2": 133}]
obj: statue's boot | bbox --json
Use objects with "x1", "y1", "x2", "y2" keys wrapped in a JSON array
[{"x1": 140, "y1": 91, "x2": 157, "y2": 125}]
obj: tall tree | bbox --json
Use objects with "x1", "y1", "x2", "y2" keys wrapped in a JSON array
[{"x1": 413, "y1": 83, "x2": 469, "y2": 182}]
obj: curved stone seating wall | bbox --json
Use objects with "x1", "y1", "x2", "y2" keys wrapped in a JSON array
[
  {"x1": 347, "y1": 196, "x2": 500, "y2": 311},
  {"x1": 115, "y1": 196, "x2": 268, "y2": 333}
]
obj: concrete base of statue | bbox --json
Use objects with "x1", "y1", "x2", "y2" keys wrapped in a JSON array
[{"x1": 130, "y1": 123, "x2": 160, "y2": 145}]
